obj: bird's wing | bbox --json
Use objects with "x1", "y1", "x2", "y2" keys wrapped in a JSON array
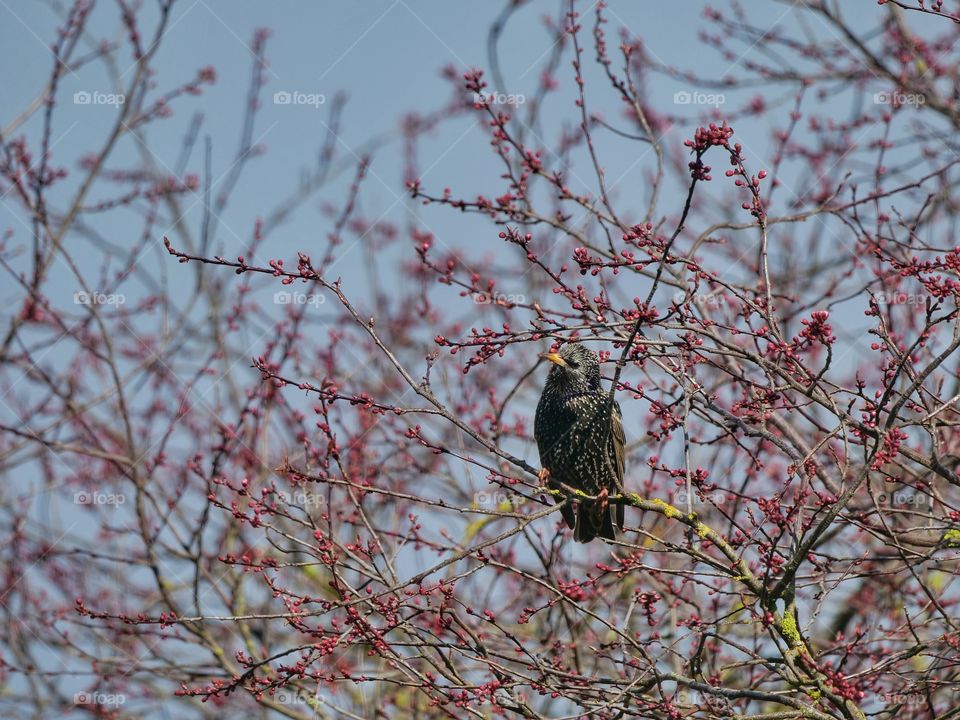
[
  {"x1": 535, "y1": 395, "x2": 577, "y2": 530},
  {"x1": 611, "y1": 401, "x2": 626, "y2": 487},
  {"x1": 611, "y1": 401, "x2": 626, "y2": 530}
]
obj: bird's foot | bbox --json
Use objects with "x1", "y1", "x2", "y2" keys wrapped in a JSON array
[
  {"x1": 537, "y1": 467, "x2": 551, "y2": 488},
  {"x1": 598, "y1": 486, "x2": 609, "y2": 510}
]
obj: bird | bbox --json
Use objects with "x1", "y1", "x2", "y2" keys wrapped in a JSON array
[{"x1": 534, "y1": 344, "x2": 625, "y2": 543}]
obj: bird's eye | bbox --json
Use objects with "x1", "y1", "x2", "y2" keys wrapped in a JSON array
[{"x1": 566, "y1": 359, "x2": 579, "y2": 369}]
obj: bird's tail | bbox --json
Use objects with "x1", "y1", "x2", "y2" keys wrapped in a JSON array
[{"x1": 574, "y1": 502, "x2": 621, "y2": 543}]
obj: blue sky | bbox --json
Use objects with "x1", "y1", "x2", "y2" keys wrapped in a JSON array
[
  {"x1": 1, "y1": 0, "x2": 822, "y2": 303},
  {"x1": 2, "y1": 0, "x2": 933, "y2": 595}
]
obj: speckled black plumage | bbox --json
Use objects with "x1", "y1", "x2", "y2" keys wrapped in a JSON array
[{"x1": 534, "y1": 344, "x2": 625, "y2": 543}]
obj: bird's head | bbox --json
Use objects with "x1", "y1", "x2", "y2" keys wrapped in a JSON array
[{"x1": 541, "y1": 344, "x2": 601, "y2": 393}]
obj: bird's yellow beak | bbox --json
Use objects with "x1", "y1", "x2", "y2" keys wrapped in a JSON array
[{"x1": 542, "y1": 352, "x2": 567, "y2": 367}]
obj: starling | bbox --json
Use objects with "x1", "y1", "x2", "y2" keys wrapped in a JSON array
[{"x1": 534, "y1": 344, "x2": 625, "y2": 543}]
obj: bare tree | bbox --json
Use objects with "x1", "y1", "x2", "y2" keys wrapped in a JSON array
[{"x1": 3, "y1": 1, "x2": 960, "y2": 718}]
